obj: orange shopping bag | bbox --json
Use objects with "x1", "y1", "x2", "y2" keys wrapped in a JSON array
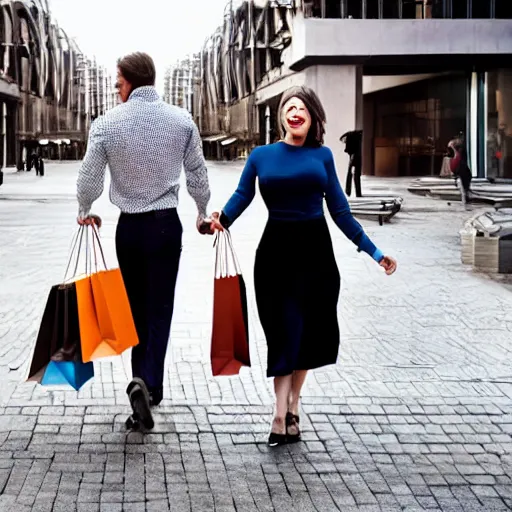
[
  {"x1": 64, "y1": 227, "x2": 103, "y2": 362},
  {"x1": 80, "y1": 226, "x2": 139, "y2": 362},
  {"x1": 211, "y1": 230, "x2": 250, "y2": 376}
]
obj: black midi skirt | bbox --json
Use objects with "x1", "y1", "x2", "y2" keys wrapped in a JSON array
[{"x1": 254, "y1": 216, "x2": 341, "y2": 377}]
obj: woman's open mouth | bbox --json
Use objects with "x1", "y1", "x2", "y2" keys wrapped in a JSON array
[{"x1": 287, "y1": 117, "x2": 304, "y2": 129}]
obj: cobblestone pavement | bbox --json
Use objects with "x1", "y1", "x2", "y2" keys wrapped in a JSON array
[{"x1": 1, "y1": 162, "x2": 512, "y2": 511}]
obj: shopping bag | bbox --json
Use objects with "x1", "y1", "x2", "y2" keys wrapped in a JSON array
[
  {"x1": 211, "y1": 230, "x2": 250, "y2": 376},
  {"x1": 27, "y1": 281, "x2": 94, "y2": 390},
  {"x1": 80, "y1": 225, "x2": 139, "y2": 362},
  {"x1": 27, "y1": 226, "x2": 96, "y2": 390},
  {"x1": 41, "y1": 360, "x2": 94, "y2": 390}
]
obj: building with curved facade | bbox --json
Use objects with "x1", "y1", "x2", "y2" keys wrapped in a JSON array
[
  {"x1": 197, "y1": 0, "x2": 512, "y2": 181},
  {"x1": 0, "y1": 0, "x2": 115, "y2": 169}
]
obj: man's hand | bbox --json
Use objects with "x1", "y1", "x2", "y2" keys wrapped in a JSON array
[
  {"x1": 77, "y1": 214, "x2": 102, "y2": 229},
  {"x1": 196, "y1": 216, "x2": 214, "y2": 235}
]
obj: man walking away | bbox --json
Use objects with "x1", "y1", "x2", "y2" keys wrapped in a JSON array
[{"x1": 76, "y1": 52, "x2": 211, "y2": 430}]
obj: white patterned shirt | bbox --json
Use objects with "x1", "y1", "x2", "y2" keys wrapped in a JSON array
[{"x1": 77, "y1": 86, "x2": 210, "y2": 218}]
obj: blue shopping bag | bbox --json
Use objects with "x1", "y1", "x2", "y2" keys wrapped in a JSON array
[{"x1": 40, "y1": 360, "x2": 94, "y2": 391}]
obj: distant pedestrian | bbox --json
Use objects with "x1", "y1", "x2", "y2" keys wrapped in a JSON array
[
  {"x1": 27, "y1": 150, "x2": 37, "y2": 172},
  {"x1": 35, "y1": 155, "x2": 44, "y2": 177},
  {"x1": 77, "y1": 52, "x2": 211, "y2": 430},
  {"x1": 208, "y1": 86, "x2": 397, "y2": 447},
  {"x1": 341, "y1": 130, "x2": 363, "y2": 197},
  {"x1": 448, "y1": 135, "x2": 472, "y2": 209}
]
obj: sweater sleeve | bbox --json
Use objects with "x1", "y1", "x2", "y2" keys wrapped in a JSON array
[
  {"x1": 221, "y1": 149, "x2": 258, "y2": 227},
  {"x1": 324, "y1": 148, "x2": 384, "y2": 262},
  {"x1": 183, "y1": 116, "x2": 211, "y2": 217},
  {"x1": 77, "y1": 117, "x2": 108, "y2": 217}
]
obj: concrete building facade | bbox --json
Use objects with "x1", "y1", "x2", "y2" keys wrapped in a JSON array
[
  {"x1": 197, "y1": 0, "x2": 512, "y2": 182},
  {"x1": 0, "y1": 0, "x2": 115, "y2": 169},
  {"x1": 163, "y1": 54, "x2": 201, "y2": 125}
]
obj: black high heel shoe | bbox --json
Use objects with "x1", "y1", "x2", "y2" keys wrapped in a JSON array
[
  {"x1": 286, "y1": 412, "x2": 301, "y2": 443},
  {"x1": 268, "y1": 432, "x2": 287, "y2": 447}
]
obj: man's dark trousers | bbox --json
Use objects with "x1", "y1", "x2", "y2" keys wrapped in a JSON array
[{"x1": 116, "y1": 208, "x2": 182, "y2": 398}]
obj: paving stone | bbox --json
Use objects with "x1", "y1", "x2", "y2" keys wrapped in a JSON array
[{"x1": 1, "y1": 164, "x2": 512, "y2": 509}]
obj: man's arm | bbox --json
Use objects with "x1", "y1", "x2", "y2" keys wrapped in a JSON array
[
  {"x1": 77, "y1": 118, "x2": 108, "y2": 217},
  {"x1": 183, "y1": 119, "x2": 211, "y2": 218}
]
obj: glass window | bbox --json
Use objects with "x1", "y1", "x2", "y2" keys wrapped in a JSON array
[
  {"x1": 452, "y1": 0, "x2": 468, "y2": 18},
  {"x1": 326, "y1": 0, "x2": 342, "y2": 18},
  {"x1": 372, "y1": 75, "x2": 467, "y2": 177},
  {"x1": 383, "y1": 0, "x2": 400, "y2": 18},
  {"x1": 401, "y1": 0, "x2": 421, "y2": 19},
  {"x1": 496, "y1": 0, "x2": 512, "y2": 18},
  {"x1": 472, "y1": 0, "x2": 491, "y2": 18},
  {"x1": 347, "y1": 0, "x2": 362, "y2": 18},
  {"x1": 431, "y1": 0, "x2": 445, "y2": 18},
  {"x1": 486, "y1": 70, "x2": 512, "y2": 179},
  {"x1": 366, "y1": 0, "x2": 380, "y2": 18}
]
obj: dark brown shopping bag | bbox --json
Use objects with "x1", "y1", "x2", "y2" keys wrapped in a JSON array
[
  {"x1": 27, "y1": 281, "x2": 94, "y2": 390},
  {"x1": 211, "y1": 230, "x2": 250, "y2": 376}
]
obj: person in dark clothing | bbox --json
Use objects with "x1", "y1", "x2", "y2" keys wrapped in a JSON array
[
  {"x1": 448, "y1": 135, "x2": 472, "y2": 208},
  {"x1": 27, "y1": 150, "x2": 38, "y2": 172},
  {"x1": 38, "y1": 156, "x2": 45, "y2": 176},
  {"x1": 341, "y1": 130, "x2": 363, "y2": 197},
  {"x1": 35, "y1": 155, "x2": 44, "y2": 176}
]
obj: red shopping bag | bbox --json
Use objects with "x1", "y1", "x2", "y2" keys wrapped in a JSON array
[{"x1": 211, "y1": 231, "x2": 250, "y2": 376}]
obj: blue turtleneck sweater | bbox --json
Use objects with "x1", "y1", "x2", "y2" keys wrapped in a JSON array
[{"x1": 222, "y1": 142, "x2": 384, "y2": 262}]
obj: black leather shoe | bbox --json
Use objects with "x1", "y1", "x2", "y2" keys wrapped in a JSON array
[{"x1": 126, "y1": 378, "x2": 154, "y2": 430}]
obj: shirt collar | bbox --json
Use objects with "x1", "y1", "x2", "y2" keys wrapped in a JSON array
[{"x1": 128, "y1": 86, "x2": 160, "y2": 102}]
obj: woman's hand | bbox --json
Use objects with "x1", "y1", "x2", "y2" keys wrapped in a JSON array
[
  {"x1": 379, "y1": 255, "x2": 397, "y2": 275},
  {"x1": 77, "y1": 214, "x2": 102, "y2": 229},
  {"x1": 210, "y1": 212, "x2": 224, "y2": 232}
]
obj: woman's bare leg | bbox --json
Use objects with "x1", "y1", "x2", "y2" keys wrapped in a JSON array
[
  {"x1": 286, "y1": 370, "x2": 308, "y2": 435},
  {"x1": 282, "y1": 370, "x2": 306, "y2": 432},
  {"x1": 272, "y1": 375, "x2": 293, "y2": 433},
  {"x1": 289, "y1": 370, "x2": 308, "y2": 413}
]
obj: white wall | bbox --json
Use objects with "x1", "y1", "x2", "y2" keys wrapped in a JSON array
[{"x1": 304, "y1": 65, "x2": 363, "y2": 182}]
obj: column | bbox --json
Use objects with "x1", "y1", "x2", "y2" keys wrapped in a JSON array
[
  {"x1": 362, "y1": 96, "x2": 375, "y2": 176},
  {"x1": 2, "y1": 101, "x2": 7, "y2": 169},
  {"x1": 303, "y1": 64, "x2": 363, "y2": 182},
  {"x1": 468, "y1": 71, "x2": 487, "y2": 178},
  {"x1": 265, "y1": 105, "x2": 271, "y2": 145}
]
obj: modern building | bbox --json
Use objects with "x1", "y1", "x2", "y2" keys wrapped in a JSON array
[
  {"x1": 198, "y1": 0, "x2": 512, "y2": 181},
  {"x1": 0, "y1": 0, "x2": 115, "y2": 169},
  {"x1": 163, "y1": 55, "x2": 201, "y2": 126}
]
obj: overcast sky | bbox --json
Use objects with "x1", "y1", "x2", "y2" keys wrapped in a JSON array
[{"x1": 49, "y1": 0, "x2": 229, "y2": 91}]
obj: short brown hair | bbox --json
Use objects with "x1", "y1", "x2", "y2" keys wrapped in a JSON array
[
  {"x1": 277, "y1": 86, "x2": 326, "y2": 147},
  {"x1": 117, "y1": 52, "x2": 156, "y2": 90}
]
